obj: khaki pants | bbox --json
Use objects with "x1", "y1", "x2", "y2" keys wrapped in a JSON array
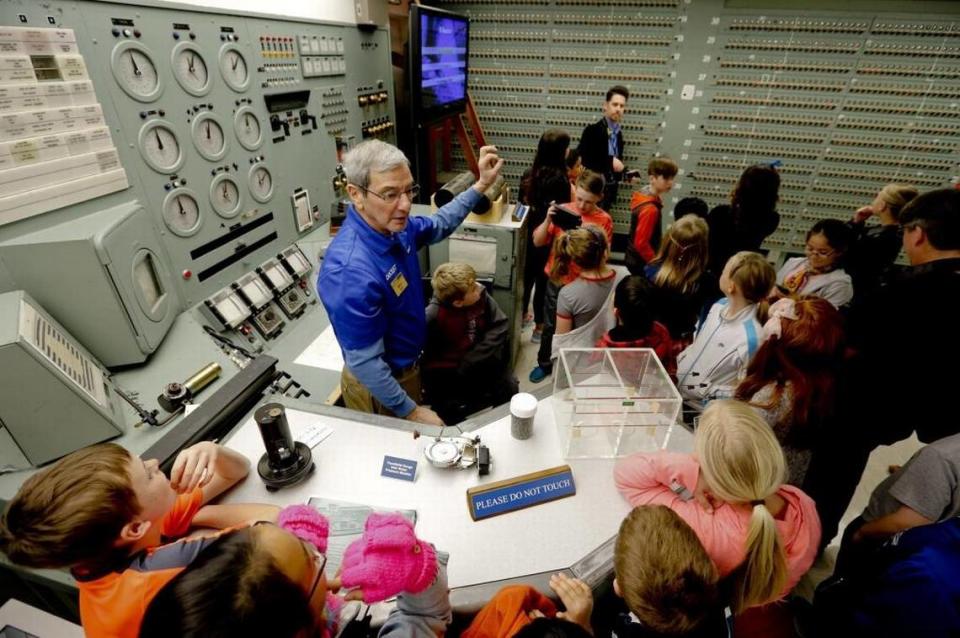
[{"x1": 340, "y1": 364, "x2": 422, "y2": 417}]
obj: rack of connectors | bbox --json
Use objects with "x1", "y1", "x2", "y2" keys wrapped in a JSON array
[
  {"x1": 699, "y1": 142, "x2": 820, "y2": 160},
  {"x1": 706, "y1": 111, "x2": 833, "y2": 128},
  {"x1": 728, "y1": 18, "x2": 869, "y2": 34},
  {"x1": 724, "y1": 38, "x2": 861, "y2": 54},
  {"x1": 553, "y1": 0, "x2": 680, "y2": 7},
  {"x1": 711, "y1": 93, "x2": 840, "y2": 110},
  {"x1": 864, "y1": 42, "x2": 960, "y2": 58},
  {"x1": 871, "y1": 21, "x2": 960, "y2": 37},
  {"x1": 695, "y1": 158, "x2": 816, "y2": 176},
  {"x1": 547, "y1": 102, "x2": 662, "y2": 118},
  {"x1": 848, "y1": 81, "x2": 959, "y2": 99},
  {"x1": 823, "y1": 150, "x2": 954, "y2": 171},
  {"x1": 817, "y1": 167, "x2": 944, "y2": 188},
  {"x1": 472, "y1": 30, "x2": 549, "y2": 43},
  {"x1": 829, "y1": 134, "x2": 953, "y2": 154},
  {"x1": 836, "y1": 117, "x2": 960, "y2": 136},
  {"x1": 856, "y1": 62, "x2": 960, "y2": 80},
  {"x1": 718, "y1": 59, "x2": 851, "y2": 74},
  {"x1": 843, "y1": 100, "x2": 960, "y2": 118},
  {"x1": 713, "y1": 76, "x2": 847, "y2": 92},
  {"x1": 701, "y1": 127, "x2": 826, "y2": 145},
  {"x1": 361, "y1": 117, "x2": 393, "y2": 139},
  {"x1": 552, "y1": 33, "x2": 673, "y2": 47}
]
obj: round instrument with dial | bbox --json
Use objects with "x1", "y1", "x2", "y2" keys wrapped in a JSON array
[
  {"x1": 191, "y1": 113, "x2": 227, "y2": 161},
  {"x1": 234, "y1": 106, "x2": 262, "y2": 151},
  {"x1": 110, "y1": 41, "x2": 161, "y2": 102},
  {"x1": 218, "y1": 45, "x2": 249, "y2": 92},
  {"x1": 248, "y1": 163, "x2": 273, "y2": 203},
  {"x1": 210, "y1": 174, "x2": 242, "y2": 218},
  {"x1": 171, "y1": 43, "x2": 211, "y2": 96},
  {"x1": 137, "y1": 120, "x2": 183, "y2": 174},
  {"x1": 162, "y1": 189, "x2": 202, "y2": 237}
]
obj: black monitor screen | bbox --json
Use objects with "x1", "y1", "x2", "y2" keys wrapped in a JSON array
[{"x1": 414, "y1": 7, "x2": 468, "y2": 118}]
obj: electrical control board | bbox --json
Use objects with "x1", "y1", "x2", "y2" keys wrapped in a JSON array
[
  {"x1": 436, "y1": 0, "x2": 960, "y2": 257},
  {"x1": 0, "y1": 0, "x2": 396, "y2": 371}
]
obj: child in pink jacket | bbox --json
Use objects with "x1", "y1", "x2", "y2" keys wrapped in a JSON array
[{"x1": 614, "y1": 399, "x2": 820, "y2": 613}]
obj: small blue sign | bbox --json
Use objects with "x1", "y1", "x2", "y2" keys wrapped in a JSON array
[
  {"x1": 381, "y1": 455, "x2": 417, "y2": 482},
  {"x1": 467, "y1": 466, "x2": 576, "y2": 521}
]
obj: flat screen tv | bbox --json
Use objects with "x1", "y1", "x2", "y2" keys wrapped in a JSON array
[{"x1": 410, "y1": 5, "x2": 469, "y2": 122}]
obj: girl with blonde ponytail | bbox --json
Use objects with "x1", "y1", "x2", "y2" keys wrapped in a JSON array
[{"x1": 614, "y1": 399, "x2": 821, "y2": 613}]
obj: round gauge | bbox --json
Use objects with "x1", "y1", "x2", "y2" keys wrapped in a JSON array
[
  {"x1": 171, "y1": 43, "x2": 211, "y2": 96},
  {"x1": 162, "y1": 188, "x2": 202, "y2": 237},
  {"x1": 191, "y1": 113, "x2": 227, "y2": 161},
  {"x1": 234, "y1": 106, "x2": 262, "y2": 151},
  {"x1": 110, "y1": 41, "x2": 161, "y2": 102},
  {"x1": 218, "y1": 44, "x2": 249, "y2": 92},
  {"x1": 137, "y1": 120, "x2": 183, "y2": 174},
  {"x1": 210, "y1": 174, "x2": 242, "y2": 218},
  {"x1": 248, "y1": 163, "x2": 274, "y2": 203},
  {"x1": 425, "y1": 440, "x2": 461, "y2": 467}
]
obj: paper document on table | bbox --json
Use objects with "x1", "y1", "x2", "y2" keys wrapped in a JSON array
[
  {"x1": 306, "y1": 497, "x2": 417, "y2": 577},
  {"x1": 294, "y1": 325, "x2": 345, "y2": 371}
]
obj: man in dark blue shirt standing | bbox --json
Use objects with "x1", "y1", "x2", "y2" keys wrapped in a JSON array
[{"x1": 318, "y1": 140, "x2": 503, "y2": 425}]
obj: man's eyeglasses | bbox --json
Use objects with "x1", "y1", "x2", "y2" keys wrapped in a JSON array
[
  {"x1": 805, "y1": 245, "x2": 835, "y2": 258},
  {"x1": 353, "y1": 183, "x2": 420, "y2": 204}
]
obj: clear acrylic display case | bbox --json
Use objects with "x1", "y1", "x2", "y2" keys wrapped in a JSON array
[{"x1": 552, "y1": 348, "x2": 682, "y2": 458}]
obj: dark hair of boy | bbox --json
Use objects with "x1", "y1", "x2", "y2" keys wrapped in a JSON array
[
  {"x1": 514, "y1": 617, "x2": 593, "y2": 638},
  {"x1": 577, "y1": 169, "x2": 605, "y2": 197},
  {"x1": 899, "y1": 188, "x2": 960, "y2": 251},
  {"x1": 674, "y1": 197, "x2": 709, "y2": 220},
  {"x1": 565, "y1": 148, "x2": 581, "y2": 171},
  {"x1": 614, "y1": 276, "x2": 655, "y2": 337},
  {"x1": 606, "y1": 85, "x2": 630, "y2": 102},
  {"x1": 648, "y1": 157, "x2": 679, "y2": 179}
]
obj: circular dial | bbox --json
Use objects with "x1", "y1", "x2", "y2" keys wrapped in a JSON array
[
  {"x1": 171, "y1": 43, "x2": 210, "y2": 96},
  {"x1": 234, "y1": 107, "x2": 262, "y2": 151},
  {"x1": 138, "y1": 121, "x2": 183, "y2": 173},
  {"x1": 111, "y1": 42, "x2": 161, "y2": 102},
  {"x1": 248, "y1": 163, "x2": 274, "y2": 203},
  {"x1": 162, "y1": 189, "x2": 202, "y2": 237},
  {"x1": 191, "y1": 113, "x2": 227, "y2": 161},
  {"x1": 219, "y1": 45, "x2": 249, "y2": 92},
  {"x1": 210, "y1": 174, "x2": 242, "y2": 218}
]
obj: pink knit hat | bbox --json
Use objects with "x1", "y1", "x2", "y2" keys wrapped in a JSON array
[
  {"x1": 278, "y1": 504, "x2": 329, "y2": 553},
  {"x1": 339, "y1": 512, "x2": 437, "y2": 603}
]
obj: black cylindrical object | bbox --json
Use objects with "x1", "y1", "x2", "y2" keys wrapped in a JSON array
[
  {"x1": 255, "y1": 403, "x2": 297, "y2": 470},
  {"x1": 434, "y1": 171, "x2": 475, "y2": 208}
]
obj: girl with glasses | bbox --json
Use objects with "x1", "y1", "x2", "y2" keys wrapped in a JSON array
[{"x1": 777, "y1": 219, "x2": 854, "y2": 309}]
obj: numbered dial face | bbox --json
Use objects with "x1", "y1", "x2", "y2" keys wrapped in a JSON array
[
  {"x1": 162, "y1": 189, "x2": 202, "y2": 237},
  {"x1": 248, "y1": 164, "x2": 274, "y2": 203},
  {"x1": 234, "y1": 107, "x2": 262, "y2": 151},
  {"x1": 111, "y1": 42, "x2": 161, "y2": 102},
  {"x1": 172, "y1": 44, "x2": 210, "y2": 96},
  {"x1": 138, "y1": 121, "x2": 183, "y2": 174},
  {"x1": 219, "y1": 45, "x2": 249, "y2": 92},
  {"x1": 210, "y1": 174, "x2": 242, "y2": 218},
  {"x1": 191, "y1": 114, "x2": 227, "y2": 161}
]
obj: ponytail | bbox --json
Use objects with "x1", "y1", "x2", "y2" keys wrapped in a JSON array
[
  {"x1": 738, "y1": 502, "x2": 788, "y2": 613},
  {"x1": 550, "y1": 233, "x2": 574, "y2": 282},
  {"x1": 727, "y1": 251, "x2": 776, "y2": 316},
  {"x1": 694, "y1": 400, "x2": 789, "y2": 613}
]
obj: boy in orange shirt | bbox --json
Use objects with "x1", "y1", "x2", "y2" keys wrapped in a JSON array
[
  {"x1": 0, "y1": 441, "x2": 276, "y2": 638},
  {"x1": 530, "y1": 170, "x2": 613, "y2": 382},
  {"x1": 625, "y1": 157, "x2": 678, "y2": 274}
]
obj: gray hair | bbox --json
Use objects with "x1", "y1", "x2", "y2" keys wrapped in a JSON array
[{"x1": 341, "y1": 140, "x2": 410, "y2": 189}]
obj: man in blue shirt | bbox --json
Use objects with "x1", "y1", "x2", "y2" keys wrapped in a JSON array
[{"x1": 318, "y1": 140, "x2": 503, "y2": 425}]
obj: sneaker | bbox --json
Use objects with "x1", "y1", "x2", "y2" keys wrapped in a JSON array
[
  {"x1": 529, "y1": 366, "x2": 551, "y2": 383},
  {"x1": 531, "y1": 328, "x2": 542, "y2": 343}
]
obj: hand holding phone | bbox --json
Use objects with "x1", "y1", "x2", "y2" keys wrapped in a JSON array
[{"x1": 551, "y1": 203, "x2": 583, "y2": 231}]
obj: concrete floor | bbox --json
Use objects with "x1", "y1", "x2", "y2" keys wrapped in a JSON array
[{"x1": 510, "y1": 320, "x2": 923, "y2": 598}]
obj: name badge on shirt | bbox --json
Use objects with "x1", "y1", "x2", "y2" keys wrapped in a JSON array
[{"x1": 390, "y1": 272, "x2": 408, "y2": 296}]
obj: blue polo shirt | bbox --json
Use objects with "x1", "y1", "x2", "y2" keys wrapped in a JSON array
[{"x1": 318, "y1": 187, "x2": 483, "y2": 416}]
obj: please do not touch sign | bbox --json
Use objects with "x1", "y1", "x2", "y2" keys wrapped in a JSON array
[{"x1": 466, "y1": 465, "x2": 576, "y2": 521}]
